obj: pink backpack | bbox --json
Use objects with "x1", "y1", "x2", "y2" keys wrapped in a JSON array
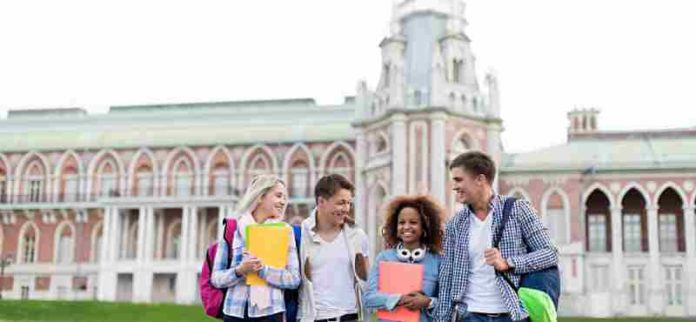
[{"x1": 199, "y1": 217, "x2": 237, "y2": 319}]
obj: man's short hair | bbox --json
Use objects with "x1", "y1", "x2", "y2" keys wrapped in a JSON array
[
  {"x1": 449, "y1": 151, "x2": 496, "y2": 184},
  {"x1": 314, "y1": 174, "x2": 355, "y2": 203}
]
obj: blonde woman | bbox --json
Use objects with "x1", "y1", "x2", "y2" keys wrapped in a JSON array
[{"x1": 211, "y1": 174, "x2": 301, "y2": 322}]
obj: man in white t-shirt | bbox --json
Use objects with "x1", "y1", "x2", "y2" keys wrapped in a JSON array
[
  {"x1": 298, "y1": 174, "x2": 369, "y2": 322},
  {"x1": 435, "y1": 151, "x2": 559, "y2": 322}
]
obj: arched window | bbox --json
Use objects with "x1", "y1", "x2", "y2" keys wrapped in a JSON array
[
  {"x1": 657, "y1": 188, "x2": 685, "y2": 253},
  {"x1": 98, "y1": 162, "x2": 117, "y2": 197},
  {"x1": 289, "y1": 161, "x2": 309, "y2": 199},
  {"x1": 212, "y1": 167, "x2": 230, "y2": 197},
  {"x1": 452, "y1": 59, "x2": 463, "y2": 83},
  {"x1": 248, "y1": 154, "x2": 272, "y2": 184},
  {"x1": 58, "y1": 154, "x2": 80, "y2": 202},
  {"x1": 92, "y1": 223, "x2": 103, "y2": 263},
  {"x1": 329, "y1": 153, "x2": 352, "y2": 182},
  {"x1": 622, "y1": 189, "x2": 647, "y2": 252},
  {"x1": 25, "y1": 161, "x2": 45, "y2": 203},
  {"x1": 55, "y1": 224, "x2": 74, "y2": 264},
  {"x1": 19, "y1": 223, "x2": 38, "y2": 263},
  {"x1": 174, "y1": 160, "x2": 193, "y2": 197},
  {"x1": 166, "y1": 221, "x2": 182, "y2": 259},
  {"x1": 544, "y1": 191, "x2": 568, "y2": 245},
  {"x1": 136, "y1": 165, "x2": 154, "y2": 197},
  {"x1": 585, "y1": 189, "x2": 611, "y2": 252}
]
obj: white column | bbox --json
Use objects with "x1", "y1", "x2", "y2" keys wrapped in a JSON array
[
  {"x1": 176, "y1": 206, "x2": 196, "y2": 304},
  {"x1": 136, "y1": 207, "x2": 147, "y2": 263},
  {"x1": 430, "y1": 112, "x2": 446, "y2": 204},
  {"x1": 98, "y1": 206, "x2": 118, "y2": 301},
  {"x1": 355, "y1": 133, "x2": 368, "y2": 230},
  {"x1": 189, "y1": 206, "x2": 199, "y2": 260},
  {"x1": 646, "y1": 205, "x2": 663, "y2": 314},
  {"x1": 110, "y1": 207, "x2": 121, "y2": 262},
  {"x1": 180, "y1": 206, "x2": 190, "y2": 262},
  {"x1": 99, "y1": 208, "x2": 111, "y2": 264},
  {"x1": 133, "y1": 206, "x2": 151, "y2": 303},
  {"x1": 144, "y1": 207, "x2": 155, "y2": 262},
  {"x1": 391, "y1": 114, "x2": 407, "y2": 196},
  {"x1": 610, "y1": 206, "x2": 626, "y2": 314},
  {"x1": 683, "y1": 206, "x2": 696, "y2": 315}
]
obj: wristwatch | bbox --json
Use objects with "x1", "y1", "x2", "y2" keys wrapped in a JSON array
[
  {"x1": 506, "y1": 258, "x2": 515, "y2": 271},
  {"x1": 427, "y1": 298, "x2": 435, "y2": 310}
]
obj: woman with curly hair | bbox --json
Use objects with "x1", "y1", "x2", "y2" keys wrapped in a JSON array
[{"x1": 363, "y1": 195, "x2": 445, "y2": 321}]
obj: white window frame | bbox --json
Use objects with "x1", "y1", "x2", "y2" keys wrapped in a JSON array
[
  {"x1": 659, "y1": 214, "x2": 678, "y2": 252},
  {"x1": 623, "y1": 213, "x2": 642, "y2": 252},
  {"x1": 213, "y1": 169, "x2": 230, "y2": 197},
  {"x1": 290, "y1": 166, "x2": 309, "y2": 199},
  {"x1": 137, "y1": 172, "x2": 153, "y2": 197},
  {"x1": 63, "y1": 174, "x2": 79, "y2": 202},
  {"x1": 665, "y1": 265, "x2": 683, "y2": 306},
  {"x1": 588, "y1": 214, "x2": 607, "y2": 252},
  {"x1": 627, "y1": 266, "x2": 646, "y2": 305}
]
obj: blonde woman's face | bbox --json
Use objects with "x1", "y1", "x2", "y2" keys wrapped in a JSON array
[{"x1": 256, "y1": 183, "x2": 288, "y2": 221}]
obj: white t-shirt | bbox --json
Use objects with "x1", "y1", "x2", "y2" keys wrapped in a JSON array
[
  {"x1": 311, "y1": 232, "x2": 369, "y2": 319},
  {"x1": 464, "y1": 211, "x2": 508, "y2": 313}
]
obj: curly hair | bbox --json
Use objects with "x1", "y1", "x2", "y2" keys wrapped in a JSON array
[{"x1": 381, "y1": 195, "x2": 445, "y2": 254}]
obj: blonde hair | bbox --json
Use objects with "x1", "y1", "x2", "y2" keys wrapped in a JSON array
[{"x1": 236, "y1": 174, "x2": 286, "y2": 215}]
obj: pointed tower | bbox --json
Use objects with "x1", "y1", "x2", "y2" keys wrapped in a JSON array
[{"x1": 353, "y1": 0, "x2": 504, "y2": 257}]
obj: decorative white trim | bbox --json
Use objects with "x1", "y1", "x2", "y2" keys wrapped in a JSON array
[
  {"x1": 617, "y1": 182, "x2": 652, "y2": 209},
  {"x1": 582, "y1": 182, "x2": 616, "y2": 209},
  {"x1": 161, "y1": 147, "x2": 200, "y2": 196},
  {"x1": 14, "y1": 151, "x2": 51, "y2": 201},
  {"x1": 319, "y1": 141, "x2": 356, "y2": 176},
  {"x1": 540, "y1": 187, "x2": 572, "y2": 245},
  {"x1": 204, "y1": 145, "x2": 237, "y2": 195},
  {"x1": 506, "y1": 187, "x2": 532, "y2": 202},
  {"x1": 281, "y1": 143, "x2": 316, "y2": 191},
  {"x1": 17, "y1": 221, "x2": 40, "y2": 264},
  {"x1": 239, "y1": 144, "x2": 279, "y2": 187},
  {"x1": 408, "y1": 120, "x2": 429, "y2": 194},
  {"x1": 86, "y1": 149, "x2": 127, "y2": 199},
  {"x1": 653, "y1": 182, "x2": 687, "y2": 208},
  {"x1": 127, "y1": 148, "x2": 160, "y2": 197}
]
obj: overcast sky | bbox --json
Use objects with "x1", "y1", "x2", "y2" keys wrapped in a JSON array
[{"x1": 1, "y1": 0, "x2": 695, "y2": 153}]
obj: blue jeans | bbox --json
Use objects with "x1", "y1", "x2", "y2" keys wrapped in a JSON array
[{"x1": 461, "y1": 312, "x2": 528, "y2": 322}]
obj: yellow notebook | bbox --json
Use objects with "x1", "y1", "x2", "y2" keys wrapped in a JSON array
[{"x1": 245, "y1": 224, "x2": 290, "y2": 286}]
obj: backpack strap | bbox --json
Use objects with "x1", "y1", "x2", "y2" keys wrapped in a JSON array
[
  {"x1": 222, "y1": 218, "x2": 237, "y2": 269},
  {"x1": 494, "y1": 197, "x2": 519, "y2": 292}
]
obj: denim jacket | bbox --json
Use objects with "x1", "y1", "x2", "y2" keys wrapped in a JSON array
[{"x1": 363, "y1": 249, "x2": 441, "y2": 322}]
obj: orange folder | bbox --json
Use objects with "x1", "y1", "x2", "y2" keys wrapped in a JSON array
[
  {"x1": 245, "y1": 224, "x2": 290, "y2": 286},
  {"x1": 377, "y1": 261, "x2": 424, "y2": 322}
]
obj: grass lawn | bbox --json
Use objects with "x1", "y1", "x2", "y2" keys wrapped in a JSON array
[{"x1": 0, "y1": 300, "x2": 690, "y2": 322}]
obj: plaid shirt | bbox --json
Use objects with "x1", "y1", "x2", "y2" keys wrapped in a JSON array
[
  {"x1": 210, "y1": 222, "x2": 301, "y2": 318},
  {"x1": 434, "y1": 195, "x2": 559, "y2": 322}
]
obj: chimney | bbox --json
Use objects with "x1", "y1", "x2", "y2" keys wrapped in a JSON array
[{"x1": 568, "y1": 108, "x2": 599, "y2": 138}]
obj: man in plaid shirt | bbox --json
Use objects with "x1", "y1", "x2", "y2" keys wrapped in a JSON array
[{"x1": 435, "y1": 151, "x2": 559, "y2": 322}]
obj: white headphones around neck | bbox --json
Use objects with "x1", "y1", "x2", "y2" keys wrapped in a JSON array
[{"x1": 396, "y1": 243, "x2": 427, "y2": 263}]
